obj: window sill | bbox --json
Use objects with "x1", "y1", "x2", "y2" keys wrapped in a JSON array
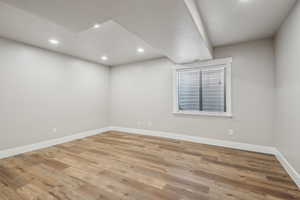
[{"x1": 173, "y1": 111, "x2": 233, "y2": 118}]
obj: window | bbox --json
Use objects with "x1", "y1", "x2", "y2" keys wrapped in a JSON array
[{"x1": 173, "y1": 58, "x2": 232, "y2": 117}]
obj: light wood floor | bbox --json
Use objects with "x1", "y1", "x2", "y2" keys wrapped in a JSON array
[{"x1": 0, "y1": 131, "x2": 299, "y2": 200}]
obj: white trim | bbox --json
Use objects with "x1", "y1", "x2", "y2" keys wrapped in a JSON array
[
  {"x1": 275, "y1": 150, "x2": 300, "y2": 188},
  {"x1": 173, "y1": 57, "x2": 232, "y2": 117},
  {"x1": 109, "y1": 126, "x2": 276, "y2": 155},
  {"x1": 0, "y1": 127, "x2": 110, "y2": 159},
  {"x1": 0, "y1": 125, "x2": 299, "y2": 189},
  {"x1": 173, "y1": 111, "x2": 232, "y2": 118},
  {"x1": 175, "y1": 57, "x2": 233, "y2": 70},
  {"x1": 109, "y1": 126, "x2": 300, "y2": 188}
]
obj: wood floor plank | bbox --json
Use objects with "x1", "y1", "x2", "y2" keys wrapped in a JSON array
[{"x1": 0, "y1": 131, "x2": 299, "y2": 200}]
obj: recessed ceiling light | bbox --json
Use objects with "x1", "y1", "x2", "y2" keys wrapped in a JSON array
[
  {"x1": 101, "y1": 56, "x2": 108, "y2": 61},
  {"x1": 137, "y1": 48, "x2": 145, "y2": 53},
  {"x1": 93, "y1": 23, "x2": 101, "y2": 29},
  {"x1": 48, "y1": 39, "x2": 60, "y2": 45}
]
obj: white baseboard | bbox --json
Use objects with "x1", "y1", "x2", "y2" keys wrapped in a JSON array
[
  {"x1": 0, "y1": 127, "x2": 110, "y2": 159},
  {"x1": 109, "y1": 126, "x2": 277, "y2": 154},
  {"x1": 275, "y1": 150, "x2": 300, "y2": 188},
  {"x1": 110, "y1": 126, "x2": 300, "y2": 189},
  {"x1": 0, "y1": 126, "x2": 299, "y2": 189}
]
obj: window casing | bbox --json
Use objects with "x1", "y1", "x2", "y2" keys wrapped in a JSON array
[{"x1": 173, "y1": 58, "x2": 232, "y2": 117}]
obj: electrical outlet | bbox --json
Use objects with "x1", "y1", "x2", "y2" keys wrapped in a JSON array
[
  {"x1": 137, "y1": 121, "x2": 142, "y2": 127},
  {"x1": 228, "y1": 129, "x2": 234, "y2": 136}
]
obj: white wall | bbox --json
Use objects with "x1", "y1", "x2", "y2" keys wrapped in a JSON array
[
  {"x1": 0, "y1": 36, "x2": 278, "y2": 153},
  {"x1": 0, "y1": 38, "x2": 110, "y2": 150},
  {"x1": 275, "y1": 1, "x2": 300, "y2": 173},
  {"x1": 110, "y1": 39, "x2": 275, "y2": 146}
]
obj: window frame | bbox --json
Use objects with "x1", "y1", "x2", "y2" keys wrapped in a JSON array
[{"x1": 173, "y1": 57, "x2": 232, "y2": 118}]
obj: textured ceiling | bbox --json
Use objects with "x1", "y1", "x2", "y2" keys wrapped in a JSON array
[
  {"x1": 0, "y1": 0, "x2": 212, "y2": 65},
  {"x1": 196, "y1": 0, "x2": 296, "y2": 46},
  {"x1": 0, "y1": 0, "x2": 296, "y2": 65}
]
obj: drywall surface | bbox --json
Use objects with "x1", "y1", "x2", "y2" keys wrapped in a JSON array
[
  {"x1": 275, "y1": 1, "x2": 300, "y2": 173},
  {"x1": 0, "y1": 38, "x2": 110, "y2": 150},
  {"x1": 110, "y1": 39, "x2": 275, "y2": 146}
]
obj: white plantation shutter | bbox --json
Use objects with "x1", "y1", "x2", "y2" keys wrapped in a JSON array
[
  {"x1": 178, "y1": 70, "x2": 201, "y2": 111},
  {"x1": 177, "y1": 67, "x2": 226, "y2": 113},
  {"x1": 201, "y1": 68, "x2": 226, "y2": 112}
]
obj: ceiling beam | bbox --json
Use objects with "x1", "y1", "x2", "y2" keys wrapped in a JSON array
[{"x1": 184, "y1": 0, "x2": 213, "y2": 60}]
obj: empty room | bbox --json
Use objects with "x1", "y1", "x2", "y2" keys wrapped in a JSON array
[{"x1": 0, "y1": 0, "x2": 300, "y2": 199}]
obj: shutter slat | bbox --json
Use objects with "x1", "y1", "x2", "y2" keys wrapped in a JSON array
[
  {"x1": 178, "y1": 70, "x2": 200, "y2": 111},
  {"x1": 202, "y1": 69, "x2": 225, "y2": 112},
  {"x1": 177, "y1": 67, "x2": 226, "y2": 112}
]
